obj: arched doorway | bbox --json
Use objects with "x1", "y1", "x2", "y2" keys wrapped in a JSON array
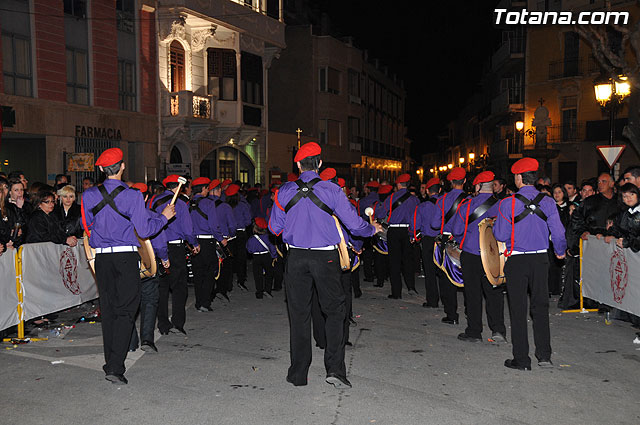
[{"x1": 200, "y1": 147, "x2": 255, "y2": 186}]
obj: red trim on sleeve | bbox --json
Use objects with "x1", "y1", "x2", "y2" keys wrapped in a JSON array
[
  {"x1": 274, "y1": 191, "x2": 284, "y2": 211},
  {"x1": 80, "y1": 197, "x2": 91, "y2": 237},
  {"x1": 412, "y1": 205, "x2": 418, "y2": 239}
]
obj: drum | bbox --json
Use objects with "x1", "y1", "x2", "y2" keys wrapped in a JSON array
[
  {"x1": 478, "y1": 218, "x2": 506, "y2": 286},
  {"x1": 351, "y1": 252, "x2": 360, "y2": 272},
  {"x1": 373, "y1": 237, "x2": 388, "y2": 255},
  {"x1": 83, "y1": 231, "x2": 157, "y2": 280},
  {"x1": 433, "y1": 236, "x2": 464, "y2": 287}
]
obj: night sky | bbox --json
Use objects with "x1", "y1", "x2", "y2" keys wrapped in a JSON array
[{"x1": 324, "y1": 1, "x2": 501, "y2": 161}]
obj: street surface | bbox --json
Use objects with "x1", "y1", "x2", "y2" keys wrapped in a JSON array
[{"x1": 1, "y1": 270, "x2": 639, "y2": 425}]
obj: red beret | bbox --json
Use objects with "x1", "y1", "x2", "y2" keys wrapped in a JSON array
[
  {"x1": 208, "y1": 179, "x2": 221, "y2": 190},
  {"x1": 366, "y1": 181, "x2": 380, "y2": 188},
  {"x1": 225, "y1": 183, "x2": 240, "y2": 196},
  {"x1": 379, "y1": 184, "x2": 393, "y2": 194},
  {"x1": 473, "y1": 171, "x2": 495, "y2": 186},
  {"x1": 287, "y1": 173, "x2": 298, "y2": 182},
  {"x1": 95, "y1": 148, "x2": 123, "y2": 167},
  {"x1": 319, "y1": 168, "x2": 337, "y2": 181},
  {"x1": 396, "y1": 173, "x2": 411, "y2": 184},
  {"x1": 132, "y1": 183, "x2": 147, "y2": 193},
  {"x1": 255, "y1": 217, "x2": 268, "y2": 229},
  {"x1": 270, "y1": 186, "x2": 278, "y2": 194},
  {"x1": 162, "y1": 174, "x2": 180, "y2": 186},
  {"x1": 221, "y1": 179, "x2": 232, "y2": 188},
  {"x1": 425, "y1": 177, "x2": 440, "y2": 189},
  {"x1": 447, "y1": 167, "x2": 466, "y2": 181},
  {"x1": 294, "y1": 142, "x2": 321, "y2": 162},
  {"x1": 337, "y1": 178, "x2": 346, "y2": 188},
  {"x1": 511, "y1": 157, "x2": 539, "y2": 174},
  {"x1": 191, "y1": 177, "x2": 210, "y2": 187}
]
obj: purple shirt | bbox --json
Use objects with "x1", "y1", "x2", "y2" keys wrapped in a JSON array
[
  {"x1": 374, "y1": 188, "x2": 420, "y2": 228},
  {"x1": 269, "y1": 171, "x2": 375, "y2": 248},
  {"x1": 359, "y1": 192, "x2": 380, "y2": 220},
  {"x1": 451, "y1": 193, "x2": 500, "y2": 255},
  {"x1": 232, "y1": 199, "x2": 252, "y2": 229},
  {"x1": 493, "y1": 186, "x2": 567, "y2": 255},
  {"x1": 190, "y1": 194, "x2": 223, "y2": 241},
  {"x1": 82, "y1": 179, "x2": 167, "y2": 249},
  {"x1": 258, "y1": 194, "x2": 273, "y2": 219},
  {"x1": 414, "y1": 196, "x2": 440, "y2": 238},
  {"x1": 152, "y1": 190, "x2": 198, "y2": 247},
  {"x1": 210, "y1": 195, "x2": 237, "y2": 238},
  {"x1": 246, "y1": 233, "x2": 277, "y2": 258},
  {"x1": 431, "y1": 189, "x2": 465, "y2": 234}
]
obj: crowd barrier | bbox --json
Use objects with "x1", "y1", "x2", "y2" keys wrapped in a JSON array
[
  {"x1": 582, "y1": 235, "x2": 640, "y2": 317},
  {"x1": 1, "y1": 240, "x2": 98, "y2": 336}
]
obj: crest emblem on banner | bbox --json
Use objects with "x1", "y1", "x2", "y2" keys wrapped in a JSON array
[
  {"x1": 60, "y1": 248, "x2": 80, "y2": 295},
  {"x1": 609, "y1": 248, "x2": 628, "y2": 303}
]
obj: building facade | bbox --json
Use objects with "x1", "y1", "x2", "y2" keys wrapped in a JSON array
[{"x1": 268, "y1": 25, "x2": 408, "y2": 187}]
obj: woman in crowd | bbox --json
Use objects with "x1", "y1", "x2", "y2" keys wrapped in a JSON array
[
  {"x1": 551, "y1": 183, "x2": 570, "y2": 227},
  {"x1": 605, "y1": 183, "x2": 640, "y2": 252},
  {"x1": 0, "y1": 177, "x2": 18, "y2": 255},
  {"x1": 53, "y1": 185, "x2": 83, "y2": 238},
  {"x1": 26, "y1": 190, "x2": 77, "y2": 247},
  {"x1": 7, "y1": 177, "x2": 32, "y2": 245},
  {"x1": 547, "y1": 183, "x2": 569, "y2": 296}
]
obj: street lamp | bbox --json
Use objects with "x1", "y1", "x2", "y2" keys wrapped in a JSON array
[
  {"x1": 594, "y1": 74, "x2": 631, "y2": 146},
  {"x1": 515, "y1": 120, "x2": 524, "y2": 132}
]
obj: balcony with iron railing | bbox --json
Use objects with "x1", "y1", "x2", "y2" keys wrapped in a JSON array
[
  {"x1": 491, "y1": 86, "x2": 524, "y2": 115},
  {"x1": 546, "y1": 121, "x2": 586, "y2": 144},
  {"x1": 548, "y1": 57, "x2": 600, "y2": 80},
  {"x1": 491, "y1": 37, "x2": 525, "y2": 71},
  {"x1": 167, "y1": 91, "x2": 215, "y2": 120}
]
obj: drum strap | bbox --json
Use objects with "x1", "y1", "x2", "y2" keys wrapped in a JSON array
[
  {"x1": 459, "y1": 196, "x2": 498, "y2": 249},
  {"x1": 189, "y1": 197, "x2": 208, "y2": 220},
  {"x1": 284, "y1": 178, "x2": 333, "y2": 216},
  {"x1": 388, "y1": 191, "x2": 411, "y2": 219},
  {"x1": 513, "y1": 193, "x2": 548, "y2": 223},
  {"x1": 91, "y1": 185, "x2": 130, "y2": 221},
  {"x1": 215, "y1": 199, "x2": 223, "y2": 208},
  {"x1": 151, "y1": 195, "x2": 172, "y2": 212},
  {"x1": 440, "y1": 192, "x2": 466, "y2": 233}
]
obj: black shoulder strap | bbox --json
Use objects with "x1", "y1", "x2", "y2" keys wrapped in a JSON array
[
  {"x1": 513, "y1": 193, "x2": 548, "y2": 224},
  {"x1": 151, "y1": 195, "x2": 172, "y2": 212},
  {"x1": 444, "y1": 192, "x2": 466, "y2": 224},
  {"x1": 467, "y1": 196, "x2": 499, "y2": 223},
  {"x1": 91, "y1": 185, "x2": 130, "y2": 221},
  {"x1": 284, "y1": 178, "x2": 333, "y2": 216},
  {"x1": 390, "y1": 192, "x2": 411, "y2": 212},
  {"x1": 215, "y1": 199, "x2": 223, "y2": 207},
  {"x1": 190, "y1": 197, "x2": 208, "y2": 220},
  {"x1": 426, "y1": 197, "x2": 437, "y2": 204}
]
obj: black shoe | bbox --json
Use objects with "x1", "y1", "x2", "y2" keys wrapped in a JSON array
[
  {"x1": 345, "y1": 341, "x2": 353, "y2": 346},
  {"x1": 159, "y1": 329, "x2": 169, "y2": 336},
  {"x1": 326, "y1": 373, "x2": 352, "y2": 389},
  {"x1": 255, "y1": 292, "x2": 263, "y2": 299},
  {"x1": 537, "y1": 358, "x2": 554, "y2": 368},
  {"x1": 349, "y1": 317, "x2": 357, "y2": 326},
  {"x1": 315, "y1": 343, "x2": 326, "y2": 349},
  {"x1": 171, "y1": 326, "x2": 187, "y2": 335},
  {"x1": 140, "y1": 341, "x2": 158, "y2": 353},
  {"x1": 264, "y1": 291, "x2": 274, "y2": 298},
  {"x1": 408, "y1": 288, "x2": 419, "y2": 295},
  {"x1": 286, "y1": 375, "x2": 307, "y2": 386},
  {"x1": 363, "y1": 278, "x2": 374, "y2": 282},
  {"x1": 504, "y1": 359, "x2": 531, "y2": 371},
  {"x1": 388, "y1": 294, "x2": 401, "y2": 299},
  {"x1": 373, "y1": 283, "x2": 383, "y2": 288},
  {"x1": 354, "y1": 289, "x2": 362, "y2": 298},
  {"x1": 423, "y1": 302, "x2": 439, "y2": 308},
  {"x1": 238, "y1": 282, "x2": 248, "y2": 291},
  {"x1": 105, "y1": 374, "x2": 128, "y2": 385},
  {"x1": 457, "y1": 332, "x2": 481, "y2": 343},
  {"x1": 441, "y1": 317, "x2": 459, "y2": 325}
]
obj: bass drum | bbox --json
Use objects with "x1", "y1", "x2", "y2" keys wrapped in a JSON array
[
  {"x1": 433, "y1": 237, "x2": 463, "y2": 287},
  {"x1": 83, "y1": 231, "x2": 157, "y2": 280},
  {"x1": 478, "y1": 218, "x2": 506, "y2": 286}
]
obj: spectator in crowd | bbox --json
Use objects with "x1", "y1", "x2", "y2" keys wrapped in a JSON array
[
  {"x1": 0, "y1": 177, "x2": 8, "y2": 198},
  {"x1": 82, "y1": 177, "x2": 94, "y2": 191},
  {"x1": 25, "y1": 190, "x2": 77, "y2": 246},
  {"x1": 537, "y1": 176, "x2": 551, "y2": 186},
  {"x1": 622, "y1": 166, "x2": 640, "y2": 187},
  {"x1": 549, "y1": 183, "x2": 570, "y2": 296},
  {"x1": 7, "y1": 170, "x2": 28, "y2": 191},
  {"x1": 7, "y1": 177, "x2": 32, "y2": 240},
  {"x1": 579, "y1": 179, "x2": 596, "y2": 200},
  {"x1": 492, "y1": 177, "x2": 508, "y2": 199},
  {"x1": 551, "y1": 183, "x2": 570, "y2": 227},
  {"x1": 54, "y1": 185, "x2": 83, "y2": 238},
  {"x1": 604, "y1": 183, "x2": 640, "y2": 252},
  {"x1": 54, "y1": 174, "x2": 68, "y2": 190},
  {"x1": 538, "y1": 185, "x2": 552, "y2": 196},
  {"x1": 0, "y1": 177, "x2": 18, "y2": 255},
  {"x1": 563, "y1": 180, "x2": 580, "y2": 203}
]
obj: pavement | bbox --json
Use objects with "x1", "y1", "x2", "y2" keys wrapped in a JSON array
[{"x1": 1, "y1": 270, "x2": 640, "y2": 425}]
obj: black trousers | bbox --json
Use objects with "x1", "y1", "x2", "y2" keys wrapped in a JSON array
[
  {"x1": 158, "y1": 244, "x2": 188, "y2": 332},
  {"x1": 361, "y1": 239, "x2": 375, "y2": 281},
  {"x1": 311, "y1": 268, "x2": 353, "y2": 349},
  {"x1": 285, "y1": 248, "x2": 346, "y2": 385},
  {"x1": 130, "y1": 275, "x2": 160, "y2": 350},
  {"x1": 253, "y1": 253, "x2": 274, "y2": 295},
  {"x1": 232, "y1": 230, "x2": 248, "y2": 284},
  {"x1": 504, "y1": 253, "x2": 551, "y2": 366},
  {"x1": 192, "y1": 238, "x2": 217, "y2": 309},
  {"x1": 421, "y1": 236, "x2": 439, "y2": 306},
  {"x1": 388, "y1": 227, "x2": 415, "y2": 297},
  {"x1": 460, "y1": 251, "x2": 506, "y2": 338},
  {"x1": 95, "y1": 252, "x2": 140, "y2": 376},
  {"x1": 374, "y1": 248, "x2": 389, "y2": 286},
  {"x1": 221, "y1": 239, "x2": 236, "y2": 292},
  {"x1": 437, "y1": 268, "x2": 459, "y2": 320}
]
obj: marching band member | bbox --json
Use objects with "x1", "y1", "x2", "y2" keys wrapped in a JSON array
[
  {"x1": 494, "y1": 158, "x2": 566, "y2": 370},
  {"x1": 82, "y1": 148, "x2": 175, "y2": 384},
  {"x1": 189, "y1": 177, "x2": 223, "y2": 312},
  {"x1": 431, "y1": 167, "x2": 467, "y2": 324},
  {"x1": 209, "y1": 180, "x2": 237, "y2": 299},
  {"x1": 151, "y1": 175, "x2": 200, "y2": 336},
  {"x1": 269, "y1": 142, "x2": 381, "y2": 389},
  {"x1": 451, "y1": 171, "x2": 506, "y2": 343},
  {"x1": 226, "y1": 183, "x2": 251, "y2": 291},
  {"x1": 246, "y1": 217, "x2": 277, "y2": 298},
  {"x1": 375, "y1": 173, "x2": 420, "y2": 299},
  {"x1": 372, "y1": 184, "x2": 393, "y2": 288},
  {"x1": 413, "y1": 177, "x2": 442, "y2": 308},
  {"x1": 359, "y1": 181, "x2": 380, "y2": 283}
]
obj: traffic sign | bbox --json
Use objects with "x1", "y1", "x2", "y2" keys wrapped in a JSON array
[{"x1": 596, "y1": 145, "x2": 626, "y2": 169}]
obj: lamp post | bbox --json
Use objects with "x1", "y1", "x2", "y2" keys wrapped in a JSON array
[{"x1": 594, "y1": 75, "x2": 631, "y2": 146}]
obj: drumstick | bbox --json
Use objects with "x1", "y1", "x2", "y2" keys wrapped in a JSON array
[
  {"x1": 170, "y1": 176, "x2": 188, "y2": 205},
  {"x1": 365, "y1": 207, "x2": 374, "y2": 224}
]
